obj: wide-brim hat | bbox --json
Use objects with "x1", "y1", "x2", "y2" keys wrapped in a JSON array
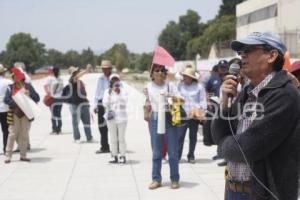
[
  {"x1": 0, "y1": 64, "x2": 7, "y2": 74},
  {"x1": 231, "y1": 31, "x2": 287, "y2": 55},
  {"x1": 100, "y1": 60, "x2": 112, "y2": 68},
  {"x1": 68, "y1": 66, "x2": 79, "y2": 75},
  {"x1": 181, "y1": 67, "x2": 197, "y2": 80}
]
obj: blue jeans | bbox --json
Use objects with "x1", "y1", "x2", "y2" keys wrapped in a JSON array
[
  {"x1": 178, "y1": 119, "x2": 199, "y2": 160},
  {"x1": 70, "y1": 104, "x2": 92, "y2": 141},
  {"x1": 148, "y1": 113, "x2": 180, "y2": 182},
  {"x1": 227, "y1": 189, "x2": 250, "y2": 200},
  {"x1": 51, "y1": 99, "x2": 62, "y2": 133}
]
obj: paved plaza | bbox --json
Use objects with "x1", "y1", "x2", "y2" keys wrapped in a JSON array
[{"x1": 0, "y1": 74, "x2": 226, "y2": 200}]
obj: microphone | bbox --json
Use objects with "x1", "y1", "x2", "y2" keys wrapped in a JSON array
[{"x1": 227, "y1": 63, "x2": 241, "y2": 108}]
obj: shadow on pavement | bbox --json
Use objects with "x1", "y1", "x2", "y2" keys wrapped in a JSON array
[
  {"x1": 126, "y1": 160, "x2": 140, "y2": 165},
  {"x1": 195, "y1": 158, "x2": 214, "y2": 164},
  {"x1": 29, "y1": 148, "x2": 47, "y2": 153},
  {"x1": 173, "y1": 181, "x2": 199, "y2": 188},
  {"x1": 30, "y1": 157, "x2": 52, "y2": 163}
]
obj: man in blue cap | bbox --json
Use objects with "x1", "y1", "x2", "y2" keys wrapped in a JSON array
[{"x1": 211, "y1": 31, "x2": 300, "y2": 200}]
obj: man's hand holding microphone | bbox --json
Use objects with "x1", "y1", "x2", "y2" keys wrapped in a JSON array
[{"x1": 221, "y1": 63, "x2": 241, "y2": 109}]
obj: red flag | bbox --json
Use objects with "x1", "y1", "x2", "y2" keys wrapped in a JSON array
[
  {"x1": 283, "y1": 51, "x2": 292, "y2": 71},
  {"x1": 152, "y1": 46, "x2": 175, "y2": 67}
]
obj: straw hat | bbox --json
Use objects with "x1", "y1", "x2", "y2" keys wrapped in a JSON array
[
  {"x1": 100, "y1": 60, "x2": 112, "y2": 68},
  {"x1": 0, "y1": 64, "x2": 7, "y2": 74},
  {"x1": 68, "y1": 66, "x2": 79, "y2": 75},
  {"x1": 181, "y1": 67, "x2": 197, "y2": 80}
]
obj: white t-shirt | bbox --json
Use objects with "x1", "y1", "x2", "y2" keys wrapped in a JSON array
[
  {"x1": 0, "y1": 76, "x2": 12, "y2": 112},
  {"x1": 46, "y1": 76, "x2": 64, "y2": 98},
  {"x1": 146, "y1": 81, "x2": 180, "y2": 112}
]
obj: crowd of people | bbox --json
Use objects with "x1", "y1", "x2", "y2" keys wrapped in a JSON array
[{"x1": 0, "y1": 31, "x2": 299, "y2": 200}]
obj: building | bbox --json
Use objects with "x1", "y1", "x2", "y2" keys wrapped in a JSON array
[{"x1": 236, "y1": 0, "x2": 300, "y2": 57}]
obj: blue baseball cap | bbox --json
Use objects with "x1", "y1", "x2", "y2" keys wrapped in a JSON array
[{"x1": 231, "y1": 31, "x2": 287, "y2": 55}]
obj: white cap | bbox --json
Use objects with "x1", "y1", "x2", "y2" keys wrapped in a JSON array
[{"x1": 109, "y1": 73, "x2": 120, "y2": 81}]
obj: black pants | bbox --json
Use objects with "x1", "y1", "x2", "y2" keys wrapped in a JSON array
[
  {"x1": 0, "y1": 112, "x2": 9, "y2": 153},
  {"x1": 97, "y1": 101, "x2": 109, "y2": 151},
  {"x1": 51, "y1": 100, "x2": 62, "y2": 133},
  {"x1": 178, "y1": 119, "x2": 199, "y2": 160}
]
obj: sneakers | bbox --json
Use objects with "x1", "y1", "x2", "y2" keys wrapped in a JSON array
[
  {"x1": 119, "y1": 156, "x2": 126, "y2": 164},
  {"x1": 109, "y1": 156, "x2": 118, "y2": 164},
  {"x1": 74, "y1": 140, "x2": 81, "y2": 144},
  {"x1": 212, "y1": 155, "x2": 222, "y2": 160},
  {"x1": 217, "y1": 160, "x2": 227, "y2": 167},
  {"x1": 188, "y1": 158, "x2": 196, "y2": 164},
  {"x1": 4, "y1": 159, "x2": 11, "y2": 164},
  {"x1": 148, "y1": 181, "x2": 161, "y2": 190},
  {"x1": 20, "y1": 157, "x2": 31, "y2": 162},
  {"x1": 86, "y1": 137, "x2": 96, "y2": 143},
  {"x1": 171, "y1": 181, "x2": 180, "y2": 189}
]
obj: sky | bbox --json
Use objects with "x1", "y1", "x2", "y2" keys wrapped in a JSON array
[{"x1": 0, "y1": 0, "x2": 222, "y2": 54}]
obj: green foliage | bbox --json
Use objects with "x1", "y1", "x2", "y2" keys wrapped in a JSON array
[
  {"x1": 158, "y1": 9, "x2": 203, "y2": 60},
  {"x1": 80, "y1": 47, "x2": 96, "y2": 67},
  {"x1": 218, "y1": 0, "x2": 244, "y2": 17},
  {"x1": 100, "y1": 43, "x2": 130, "y2": 71},
  {"x1": 158, "y1": 21, "x2": 181, "y2": 60},
  {"x1": 179, "y1": 9, "x2": 201, "y2": 37},
  {"x1": 64, "y1": 50, "x2": 81, "y2": 67},
  {"x1": 186, "y1": 15, "x2": 236, "y2": 58},
  {"x1": 4, "y1": 32, "x2": 46, "y2": 72},
  {"x1": 46, "y1": 49, "x2": 64, "y2": 68},
  {"x1": 136, "y1": 53, "x2": 153, "y2": 72}
]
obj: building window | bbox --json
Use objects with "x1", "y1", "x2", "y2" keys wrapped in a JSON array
[{"x1": 237, "y1": 4, "x2": 277, "y2": 27}]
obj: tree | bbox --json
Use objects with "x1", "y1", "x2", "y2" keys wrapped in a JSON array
[
  {"x1": 158, "y1": 10, "x2": 204, "y2": 60},
  {"x1": 4, "y1": 32, "x2": 46, "y2": 72},
  {"x1": 100, "y1": 43, "x2": 130, "y2": 71},
  {"x1": 64, "y1": 50, "x2": 81, "y2": 67},
  {"x1": 136, "y1": 53, "x2": 152, "y2": 72},
  {"x1": 158, "y1": 21, "x2": 182, "y2": 60},
  {"x1": 46, "y1": 49, "x2": 65, "y2": 68},
  {"x1": 178, "y1": 9, "x2": 201, "y2": 38},
  {"x1": 186, "y1": 15, "x2": 236, "y2": 58},
  {"x1": 218, "y1": 0, "x2": 244, "y2": 17},
  {"x1": 80, "y1": 47, "x2": 96, "y2": 67},
  {"x1": 0, "y1": 51, "x2": 5, "y2": 64}
]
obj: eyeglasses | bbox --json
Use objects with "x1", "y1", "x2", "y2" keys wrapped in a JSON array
[
  {"x1": 237, "y1": 46, "x2": 265, "y2": 55},
  {"x1": 153, "y1": 68, "x2": 167, "y2": 73}
]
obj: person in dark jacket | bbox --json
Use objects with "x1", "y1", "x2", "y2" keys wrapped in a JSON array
[
  {"x1": 4, "y1": 67, "x2": 40, "y2": 163},
  {"x1": 66, "y1": 65, "x2": 94, "y2": 143},
  {"x1": 211, "y1": 31, "x2": 300, "y2": 200}
]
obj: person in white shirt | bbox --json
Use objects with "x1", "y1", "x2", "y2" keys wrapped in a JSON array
[
  {"x1": 45, "y1": 67, "x2": 64, "y2": 134},
  {"x1": 146, "y1": 63, "x2": 182, "y2": 190},
  {"x1": 0, "y1": 64, "x2": 12, "y2": 154},
  {"x1": 177, "y1": 66, "x2": 207, "y2": 163},
  {"x1": 103, "y1": 74, "x2": 128, "y2": 164},
  {"x1": 94, "y1": 60, "x2": 112, "y2": 154}
]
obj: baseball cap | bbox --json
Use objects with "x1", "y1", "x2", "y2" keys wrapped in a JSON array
[
  {"x1": 218, "y1": 60, "x2": 228, "y2": 68},
  {"x1": 231, "y1": 31, "x2": 287, "y2": 55}
]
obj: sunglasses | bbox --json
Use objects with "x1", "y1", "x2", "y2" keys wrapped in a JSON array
[
  {"x1": 237, "y1": 46, "x2": 265, "y2": 55},
  {"x1": 153, "y1": 68, "x2": 167, "y2": 73}
]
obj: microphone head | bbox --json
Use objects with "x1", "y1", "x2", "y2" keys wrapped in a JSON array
[{"x1": 228, "y1": 63, "x2": 240, "y2": 75}]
